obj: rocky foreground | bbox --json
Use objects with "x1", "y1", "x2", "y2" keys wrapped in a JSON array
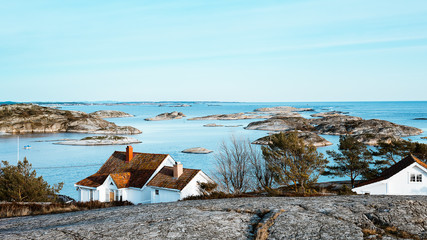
[
  {"x1": 0, "y1": 104, "x2": 141, "y2": 134},
  {"x1": 1, "y1": 196, "x2": 427, "y2": 239}
]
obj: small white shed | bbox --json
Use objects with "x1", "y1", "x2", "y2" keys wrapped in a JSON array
[{"x1": 353, "y1": 154, "x2": 427, "y2": 195}]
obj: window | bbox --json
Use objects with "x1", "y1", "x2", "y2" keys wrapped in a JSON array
[
  {"x1": 110, "y1": 182, "x2": 114, "y2": 186},
  {"x1": 410, "y1": 173, "x2": 422, "y2": 182},
  {"x1": 155, "y1": 189, "x2": 159, "y2": 195}
]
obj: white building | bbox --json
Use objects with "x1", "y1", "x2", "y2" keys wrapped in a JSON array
[
  {"x1": 353, "y1": 154, "x2": 427, "y2": 195},
  {"x1": 75, "y1": 146, "x2": 213, "y2": 204}
]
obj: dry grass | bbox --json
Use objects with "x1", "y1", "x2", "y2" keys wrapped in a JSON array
[
  {"x1": 362, "y1": 228, "x2": 378, "y2": 236},
  {"x1": 0, "y1": 201, "x2": 133, "y2": 218},
  {"x1": 183, "y1": 189, "x2": 334, "y2": 201}
]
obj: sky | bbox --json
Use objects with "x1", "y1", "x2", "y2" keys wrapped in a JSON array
[{"x1": 1, "y1": 0, "x2": 427, "y2": 102}]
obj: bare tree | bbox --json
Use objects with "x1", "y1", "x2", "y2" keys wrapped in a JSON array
[
  {"x1": 214, "y1": 136, "x2": 253, "y2": 194},
  {"x1": 247, "y1": 143, "x2": 275, "y2": 192}
]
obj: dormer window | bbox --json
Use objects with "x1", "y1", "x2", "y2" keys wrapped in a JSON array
[{"x1": 410, "y1": 173, "x2": 422, "y2": 182}]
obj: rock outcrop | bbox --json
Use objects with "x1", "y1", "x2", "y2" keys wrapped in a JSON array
[
  {"x1": 203, "y1": 123, "x2": 224, "y2": 127},
  {"x1": 310, "y1": 111, "x2": 349, "y2": 117},
  {"x1": 169, "y1": 104, "x2": 191, "y2": 107},
  {"x1": 245, "y1": 117, "x2": 314, "y2": 132},
  {"x1": 89, "y1": 110, "x2": 134, "y2": 118},
  {"x1": 253, "y1": 131, "x2": 332, "y2": 147},
  {"x1": 182, "y1": 147, "x2": 213, "y2": 154},
  {"x1": 144, "y1": 111, "x2": 186, "y2": 121},
  {"x1": 245, "y1": 113, "x2": 422, "y2": 145},
  {"x1": 311, "y1": 116, "x2": 423, "y2": 137},
  {"x1": 254, "y1": 106, "x2": 314, "y2": 113},
  {"x1": 2, "y1": 196, "x2": 427, "y2": 239},
  {"x1": 0, "y1": 104, "x2": 141, "y2": 134},
  {"x1": 54, "y1": 135, "x2": 141, "y2": 146},
  {"x1": 188, "y1": 113, "x2": 265, "y2": 121}
]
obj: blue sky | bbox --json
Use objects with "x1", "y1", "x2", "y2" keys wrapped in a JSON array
[{"x1": 1, "y1": 0, "x2": 427, "y2": 102}]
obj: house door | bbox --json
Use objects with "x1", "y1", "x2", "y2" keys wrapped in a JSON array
[{"x1": 109, "y1": 191, "x2": 115, "y2": 202}]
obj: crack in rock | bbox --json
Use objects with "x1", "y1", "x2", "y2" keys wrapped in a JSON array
[{"x1": 252, "y1": 209, "x2": 285, "y2": 240}]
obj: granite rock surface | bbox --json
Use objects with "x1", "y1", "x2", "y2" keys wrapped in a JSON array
[{"x1": 1, "y1": 196, "x2": 427, "y2": 240}]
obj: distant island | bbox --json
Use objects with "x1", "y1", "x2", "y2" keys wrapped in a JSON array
[
  {"x1": 0, "y1": 104, "x2": 141, "y2": 134},
  {"x1": 89, "y1": 110, "x2": 134, "y2": 118},
  {"x1": 54, "y1": 135, "x2": 141, "y2": 146},
  {"x1": 145, "y1": 111, "x2": 186, "y2": 121},
  {"x1": 188, "y1": 105, "x2": 423, "y2": 146}
]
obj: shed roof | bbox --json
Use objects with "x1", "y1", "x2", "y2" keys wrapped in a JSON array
[
  {"x1": 147, "y1": 166, "x2": 201, "y2": 190},
  {"x1": 76, "y1": 151, "x2": 169, "y2": 188},
  {"x1": 355, "y1": 154, "x2": 427, "y2": 188}
]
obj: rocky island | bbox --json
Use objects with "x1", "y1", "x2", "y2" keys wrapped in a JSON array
[
  {"x1": 253, "y1": 131, "x2": 332, "y2": 147},
  {"x1": 188, "y1": 112, "x2": 265, "y2": 121},
  {"x1": 89, "y1": 110, "x2": 134, "y2": 118},
  {"x1": 182, "y1": 147, "x2": 213, "y2": 154},
  {"x1": 1, "y1": 196, "x2": 427, "y2": 239},
  {"x1": 145, "y1": 111, "x2": 186, "y2": 121},
  {"x1": 53, "y1": 135, "x2": 141, "y2": 146},
  {"x1": 245, "y1": 112, "x2": 423, "y2": 145},
  {"x1": 0, "y1": 104, "x2": 141, "y2": 134},
  {"x1": 254, "y1": 106, "x2": 314, "y2": 113},
  {"x1": 310, "y1": 111, "x2": 349, "y2": 117},
  {"x1": 245, "y1": 117, "x2": 314, "y2": 132},
  {"x1": 203, "y1": 123, "x2": 225, "y2": 127}
]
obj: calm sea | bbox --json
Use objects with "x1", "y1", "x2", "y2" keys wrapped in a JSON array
[{"x1": 1, "y1": 101, "x2": 426, "y2": 199}]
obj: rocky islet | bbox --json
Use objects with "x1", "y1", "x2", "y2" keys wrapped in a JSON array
[{"x1": 0, "y1": 104, "x2": 141, "y2": 135}]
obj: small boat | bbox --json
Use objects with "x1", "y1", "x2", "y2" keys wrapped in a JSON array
[{"x1": 23, "y1": 145, "x2": 31, "y2": 149}]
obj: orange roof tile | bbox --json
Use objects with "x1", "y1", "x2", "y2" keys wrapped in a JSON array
[
  {"x1": 147, "y1": 166, "x2": 200, "y2": 190},
  {"x1": 110, "y1": 172, "x2": 131, "y2": 188},
  {"x1": 76, "y1": 151, "x2": 169, "y2": 188}
]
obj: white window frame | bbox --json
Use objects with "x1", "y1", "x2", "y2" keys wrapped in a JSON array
[{"x1": 409, "y1": 173, "x2": 422, "y2": 183}]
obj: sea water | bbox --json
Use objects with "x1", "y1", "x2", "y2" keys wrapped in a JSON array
[{"x1": 0, "y1": 101, "x2": 426, "y2": 199}]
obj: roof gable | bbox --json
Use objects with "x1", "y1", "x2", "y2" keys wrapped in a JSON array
[
  {"x1": 110, "y1": 172, "x2": 131, "y2": 188},
  {"x1": 356, "y1": 154, "x2": 427, "y2": 188},
  {"x1": 147, "y1": 166, "x2": 200, "y2": 191},
  {"x1": 76, "y1": 151, "x2": 169, "y2": 188}
]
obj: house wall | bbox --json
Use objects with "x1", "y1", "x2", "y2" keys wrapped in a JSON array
[
  {"x1": 96, "y1": 176, "x2": 118, "y2": 202},
  {"x1": 121, "y1": 188, "x2": 140, "y2": 203},
  {"x1": 354, "y1": 163, "x2": 427, "y2": 195},
  {"x1": 78, "y1": 188, "x2": 99, "y2": 202},
  {"x1": 180, "y1": 172, "x2": 212, "y2": 199},
  {"x1": 149, "y1": 187, "x2": 180, "y2": 203},
  {"x1": 353, "y1": 181, "x2": 388, "y2": 195}
]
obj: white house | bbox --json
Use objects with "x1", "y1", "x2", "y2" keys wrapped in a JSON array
[
  {"x1": 353, "y1": 154, "x2": 427, "y2": 195},
  {"x1": 75, "y1": 146, "x2": 213, "y2": 204}
]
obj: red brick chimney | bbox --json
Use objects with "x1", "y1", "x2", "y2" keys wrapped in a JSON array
[
  {"x1": 126, "y1": 146, "x2": 133, "y2": 162},
  {"x1": 173, "y1": 162, "x2": 183, "y2": 178}
]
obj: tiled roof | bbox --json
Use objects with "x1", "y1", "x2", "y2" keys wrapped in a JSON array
[
  {"x1": 76, "y1": 151, "x2": 169, "y2": 188},
  {"x1": 147, "y1": 166, "x2": 200, "y2": 190},
  {"x1": 355, "y1": 154, "x2": 427, "y2": 188},
  {"x1": 110, "y1": 172, "x2": 131, "y2": 188}
]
